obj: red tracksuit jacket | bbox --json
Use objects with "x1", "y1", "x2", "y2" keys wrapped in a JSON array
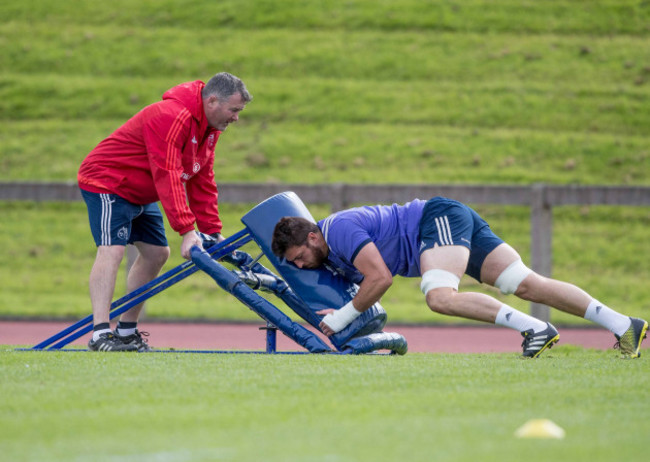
[{"x1": 78, "y1": 80, "x2": 222, "y2": 236}]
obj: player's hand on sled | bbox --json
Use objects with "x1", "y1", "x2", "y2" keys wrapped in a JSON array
[
  {"x1": 210, "y1": 232, "x2": 225, "y2": 242},
  {"x1": 317, "y1": 302, "x2": 361, "y2": 336},
  {"x1": 181, "y1": 231, "x2": 203, "y2": 259},
  {"x1": 317, "y1": 309, "x2": 336, "y2": 336}
]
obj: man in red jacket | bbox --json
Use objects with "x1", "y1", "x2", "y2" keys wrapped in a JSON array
[{"x1": 78, "y1": 72, "x2": 252, "y2": 352}]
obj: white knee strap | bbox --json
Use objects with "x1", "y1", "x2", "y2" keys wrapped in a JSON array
[
  {"x1": 494, "y1": 259, "x2": 532, "y2": 295},
  {"x1": 421, "y1": 269, "x2": 460, "y2": 295}
]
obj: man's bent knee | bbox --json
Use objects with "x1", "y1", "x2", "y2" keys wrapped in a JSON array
[
  {"x1": 421, "y1": 269, "x2": 460, "y2": 294},
  {"x1": 421, "y1": 269, "x2": 460, "y2": 315},
  {"x1": 425, "y1": 288, "x2": 457, "y2": 315},
  {"x1": 151, "y1": 246, "x2": 170, "y2": 267},
  {"x1": 96, "y1": 245, "x2": 127, "y2": 262},
  {"x1": 512, "y1": 272, "x2": 548, "y2": 301},
  {"x1": 136, "y1": 244, "x2": 170, "y2": 269},
  {"x1": 494, "y1": 259, "x2": 532, "y2": 295}
]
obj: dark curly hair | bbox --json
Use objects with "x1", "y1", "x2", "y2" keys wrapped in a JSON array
[{"x1": 271, "y1": 217, "x2": 319, "y2": 257}]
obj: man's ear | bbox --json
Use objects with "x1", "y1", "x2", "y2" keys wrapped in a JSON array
[
  {"x1": 307, "y1": 231, "x2": 319, "y2": 245},
  {"x1": 206, "y1": 94, "x2": 219, "y2": 106}
]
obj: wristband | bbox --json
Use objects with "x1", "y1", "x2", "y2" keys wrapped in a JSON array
[{"x1": 321, "y1": 301, "x2": 361, "y2": 333}]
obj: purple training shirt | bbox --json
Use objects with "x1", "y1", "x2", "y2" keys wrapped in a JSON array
[{"x1": 318, "y1": 199, "x2": 427, "y2": 283}]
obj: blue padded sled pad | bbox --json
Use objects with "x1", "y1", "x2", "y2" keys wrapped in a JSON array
[{"x1": 240, "y1": 192, "x2": 387, "y2": 348}]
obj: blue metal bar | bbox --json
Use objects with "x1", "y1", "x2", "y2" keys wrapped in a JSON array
[
  {"x1": 32, "y1": 230, "x2": 251, "y2": 350},
  {"x1": 32, "y1": 261, "x2": 195, "y2": 350},
  {"x1": 260, "y1": 323, "x2": 278, "y2": 354},
  {"x1": 48, "y1": 265, "x2": 199, "y2": 350}
]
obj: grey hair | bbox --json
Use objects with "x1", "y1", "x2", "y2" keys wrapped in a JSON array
[{"x1": 202, "y1": 72, "x2": 252, "y2": 103}]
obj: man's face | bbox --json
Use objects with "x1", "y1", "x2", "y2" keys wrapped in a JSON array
[
  {"x1": 284, "y1": 234, "x2": 327, "y2": 269},
  {"x1": 204, "y1": 93, "x2": 246, "y2": 131}
]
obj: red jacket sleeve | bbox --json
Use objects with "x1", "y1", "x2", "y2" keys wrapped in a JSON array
[
  {"x1": 186, "y1": 157, "x2": 222, "y2": 235},
  {"x1": 143, "y1": 108, "x2": 197, "y2": 235}
]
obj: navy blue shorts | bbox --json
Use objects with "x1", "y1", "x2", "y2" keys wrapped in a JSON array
[
  {"x1": 418, "y1": 197, "x2": 503, "y2": 282},
  {"x1": 80, "y1": 189, "x2": 168, "y2": 247}
]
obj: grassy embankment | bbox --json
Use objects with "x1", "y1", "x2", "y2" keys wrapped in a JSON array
[{"x1": 0, "y1": 0, "x2": 648, "y2": 323}]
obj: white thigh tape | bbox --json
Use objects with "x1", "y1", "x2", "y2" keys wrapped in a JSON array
[
  {"x1": 420, "y1": 269, "x2": 460, "y2": 295},
  {"x1": 494, "y1": 259, "x2": 532, "y2": 294}
]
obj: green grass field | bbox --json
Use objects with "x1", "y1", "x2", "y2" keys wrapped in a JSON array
[{"x1": 1, "y1": 346, "x2": 648, "y2": 462}]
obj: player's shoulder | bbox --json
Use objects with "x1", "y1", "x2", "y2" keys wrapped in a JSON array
[
  {"x1": 141, "y1": 99, "x2": 192, "y2": 124},
  {"x1": 320, "y1": 210, "x2": 364, "y2": 241},
  {"x1": 322, "y1": 208, "x2": 366, "y2": 228}
]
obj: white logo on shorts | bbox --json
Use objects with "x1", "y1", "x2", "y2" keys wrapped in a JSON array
[{"x1": 117, "y1": 226, "x2": 129, "y2": 240}]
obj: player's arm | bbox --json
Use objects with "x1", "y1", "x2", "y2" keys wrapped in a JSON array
[
  {"x1": 348, "y1": 242, "x2": 393, "y2": 311},
  {"x1": 318, "y1": 242, "x2": 392, "y2": 336},
  {"x1": 186, "y1": 155, "x2": 223, "y2": 236},
  {"x1": 143, "y1": 109, "x2": 198, "y2": 238}
]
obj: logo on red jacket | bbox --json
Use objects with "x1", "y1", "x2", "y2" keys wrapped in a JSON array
[
  {"x1": 193, "y1": 162, "x2": 201, "y2": 173},
  {"x1": 207, "y1": 133, "x2": 216, "y2": 149}
]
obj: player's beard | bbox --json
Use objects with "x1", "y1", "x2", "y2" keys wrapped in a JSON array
[{"x1": 306, "y1": 241, "x2": 327, "y2": 268}]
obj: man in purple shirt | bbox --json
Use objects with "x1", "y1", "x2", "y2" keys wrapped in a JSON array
[{"x1": 271, "y1": 196, "x2": 647, "y2": 359}]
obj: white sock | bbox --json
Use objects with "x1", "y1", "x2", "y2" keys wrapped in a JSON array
[
  {"x1": 92, "y1": 328, "x2": 112, "y2": 341},
  {"x1": 584, "y1": 300, "x2": 630, "y2": 337},
  {"x1": 495, "y1": 304, "x2": 548, "y2": 333},
  {"x1": 115, "y1": 327, "x2": 137, "y2": 337},
  {"x1": 115, "y1": 321, "x2": 138, "y2": 337}
]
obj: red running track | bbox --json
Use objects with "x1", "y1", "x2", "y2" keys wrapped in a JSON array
[{"x1": 0, "y1": 320, "x2": 634, "y2": 354}]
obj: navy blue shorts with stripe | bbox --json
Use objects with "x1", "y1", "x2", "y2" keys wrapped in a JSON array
[
  {"x1": 80, "y1": 189, "x2": 168, "y2": 247},
  {"x1": 418, "y1": 197, "x2": 504, "y2": 282}
]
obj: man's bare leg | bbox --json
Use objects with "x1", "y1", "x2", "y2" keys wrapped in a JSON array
[
  {"x1": 89, "y1": 245, "x2": 126, "y2": 325},
  {"x1": 119, "y1": 242, "x2": 170, "y2": 324},
  {"x1": 420, "y1": 245, "x2": 557, "y2": 357}
]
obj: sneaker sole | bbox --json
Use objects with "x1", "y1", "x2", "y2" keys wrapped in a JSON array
[
  {"x1": 527, "y1": 334, "x2": 560, "y2": 359},
  {"x1": 88, "y1": 343, "x2": 138, "y2": 352}
]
